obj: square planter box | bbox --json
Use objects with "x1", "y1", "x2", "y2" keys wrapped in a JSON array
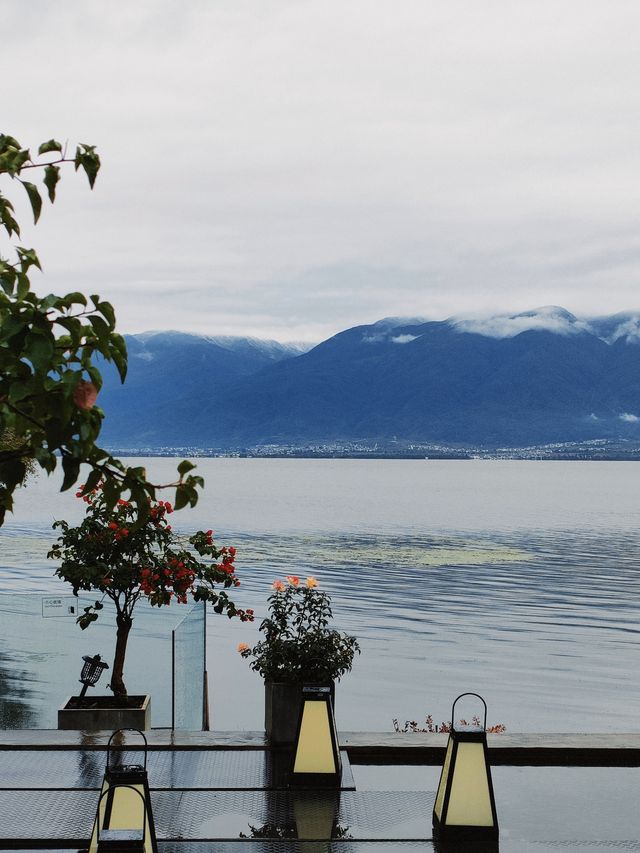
[
  {"x1": 58, "y1": 694, "x2": 151, "y2": 731},
  {"x1": 265, "y1": 681, "x2": 335, "y2": 745}
]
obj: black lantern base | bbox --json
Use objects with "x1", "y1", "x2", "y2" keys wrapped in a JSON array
[{"x1": 433, "y1": 822, "x2": 499, "y2": 852}]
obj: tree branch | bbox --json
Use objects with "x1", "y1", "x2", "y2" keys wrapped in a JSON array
[{"x1": 0, "y1": 156, "x2": 75, "y2": 174}]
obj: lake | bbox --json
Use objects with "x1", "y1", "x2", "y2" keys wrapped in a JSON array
[{"x1": 1, "y1": 458, "x2": 639, "y2": 733}]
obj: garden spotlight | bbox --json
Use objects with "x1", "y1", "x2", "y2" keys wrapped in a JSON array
[{"x1": 79, "y1": 653, "x2": 109, "y2": 698}]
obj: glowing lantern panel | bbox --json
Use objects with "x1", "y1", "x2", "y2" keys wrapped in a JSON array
[
  {"x1": 290, "y1": 685, "x2": 341, "y2": 786},
  {"x1": 88, "y1": 729, "x2": 157, "y2": 853}
]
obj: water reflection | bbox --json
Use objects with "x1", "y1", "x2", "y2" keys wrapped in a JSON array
[
  {"x1": 0, "y1": 649, "x2": 36, "y2": 728},
  {"x1": 76, "y1": 742, "x2": 104, "y2": 788}
]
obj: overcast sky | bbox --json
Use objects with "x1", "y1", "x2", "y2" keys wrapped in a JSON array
[{"x1": 5, "y1": 1, "x2": 640, "y2": 341}]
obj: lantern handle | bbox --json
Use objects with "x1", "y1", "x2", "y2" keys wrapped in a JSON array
[
  {"x1": 106, "y1": 728, "x2": 148, "y2": 771},
  {"x1": 451, "y1": 692, "x2": 487, "y2": 732}
]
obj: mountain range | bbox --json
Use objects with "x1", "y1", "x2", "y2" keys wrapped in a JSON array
[{"x1": 97, "y1": 307, "x2": 640, "y2": 449}]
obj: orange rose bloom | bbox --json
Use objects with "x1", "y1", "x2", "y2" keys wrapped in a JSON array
[
  {"x1": 272, "y1": 579, "x2": 285, "y2": 592},
  {"x1": 237, "y1": 642, "x2": 250, "y2": 653},
  {"x1": 305, "y1": 576, "x2": 318, "y2": 588},
  {"x1": 285, "y1": 575, "x2": 300, "y2": 586}
]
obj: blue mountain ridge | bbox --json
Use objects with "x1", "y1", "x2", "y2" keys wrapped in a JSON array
[{"x1": 97, "y1": 308, "x2": 640, "y2": 449}]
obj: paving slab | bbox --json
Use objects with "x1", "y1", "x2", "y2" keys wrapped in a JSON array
[
  {"x1": 0, "y1": 789, "x2": 431, "y2": 843},
  {"x1": 0, "y1": 748, "x2": 354, "y2": 791}
]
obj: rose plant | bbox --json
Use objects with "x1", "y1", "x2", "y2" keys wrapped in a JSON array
[
  {"x1": 238, "y1": 575, "x2": 359, "y2": 683},
  {"x1": 48, "y1": 484, "x2": 253, "y2": 696}
]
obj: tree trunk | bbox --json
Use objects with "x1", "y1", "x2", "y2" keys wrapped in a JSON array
[{"x1": 111, "y1": 613, "x2": 132, "y2": 697}]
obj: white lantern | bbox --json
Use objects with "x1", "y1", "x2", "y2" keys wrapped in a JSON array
[
  {"x1": 88, "y1": 729, "x2": 157, "y2": 853},
  {"x1": 433, "y1": 693, "x2": 498, "y2": 846},
  {"x1": 290, "y1": 684, "x2": 342, "y2": 787}
]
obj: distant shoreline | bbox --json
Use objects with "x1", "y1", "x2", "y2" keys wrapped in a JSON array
[{"x1": 103, "y1": 448, "x2": 640, "y2": 462}]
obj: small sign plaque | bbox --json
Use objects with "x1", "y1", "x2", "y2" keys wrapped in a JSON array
[{"x1": 42, "y1": 596, "x2": 77, "y2": 618}]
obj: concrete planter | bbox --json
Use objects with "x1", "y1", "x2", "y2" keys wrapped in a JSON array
[
  {"x1": 57, "y1": 694, "x2": 151, "y2": 731},
  {"x1": 265, "y1": 681, "x2": 334, "y2": 745}
]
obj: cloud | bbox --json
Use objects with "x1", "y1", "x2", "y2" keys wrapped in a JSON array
[
  {"x1": 452, "y1": 307, "x2": 593, "y2": 339},
  {"x1": 391, "y1": 334, "x2": 420, "y2": 344},
  {"x1": 5, "y1": 1, "x2": 640, "y2": 341},
  {"x1": 619, "y1": 413, "x2": 639, "y2": 423},
  {"x1": 605, "y1": 317, "x2": 640, "y2": 344}
]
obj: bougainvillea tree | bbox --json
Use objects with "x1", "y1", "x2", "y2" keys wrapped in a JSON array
[{"x1": 48, "y1": 485, "x2": 254, "y2": 696}]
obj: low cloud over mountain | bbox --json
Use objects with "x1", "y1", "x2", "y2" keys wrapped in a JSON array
[{"x1": 452, "y1": 306, "x2": 591, "y2": 339}]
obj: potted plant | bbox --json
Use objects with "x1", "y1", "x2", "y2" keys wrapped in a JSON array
[
  {"x1": 49, "y1": 483, "x2": 253, "y2": 730},
  {"x1": 238, "y1": 575, "x2": 359, "y2": 744}
]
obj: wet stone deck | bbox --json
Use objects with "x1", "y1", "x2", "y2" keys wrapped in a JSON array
[{"x1": 0, "y1": 732, "x2": 639, "y2": 851}]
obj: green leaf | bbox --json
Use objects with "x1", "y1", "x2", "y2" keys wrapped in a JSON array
[
  {"x1": 177, "y1": 460, "x2": 196, "y2": 476},
  {"x1": 0, "y1": 264, "x2": 16, "y2": 295},
  {"x1": 20, "y1": 181, "x2": 42, "y2": 224},
  {"x1": 58, "y1": 291, "x2": 87, "y2": 310},
  {"x1": 75, "y1": 145, "x2": 100, "y2": 188},
  {"x1": 0, "y1": 135, "x2": 20, "y2": 153},
  {"x1": 0, "y1": 202, "x2": 20, "y2": 237},
  {"x1": 88, "y1": 314, "x2": 110, "y2": 342},
  {"x1": 82, "y1": 467, "x2": 103, "y2": 495},
  {"x1": 39, "y1": 293, "x2": 60, "y2": 310},
  {"x1": 16, "y1": 273, "x2": 30, "y2": 300},
  {"x1": 26, "y1": 333, "x2": 54, "y2": 372},
  {"x1": 78, "y1": 612, "x2": 98, "y2": 629},
  {"x1": 174, "y1": 486, "x2": 189, "y2": 511},
  {"x1": 86, "y1": 364, "x2": 103, "y2": 389},
  {"x1": 38, "y1": 139, "x2": 63, "y2": 155},
  {"x1": 43, "y1": 164, "x2": 60, "y2": 203},
  {"x1": 111, "y1": 332, "x2": 127, "y2": 355},
  {"x1": 16, "y1": 247, "x2": 42, "y2": 272},
  {"x1": 1, "y1": 147, "x2": 30, "y2": 176},
  {"x1": 96, "y1": 300, "x2": 115, "y2": 327},
  {"x1": 0, "y1": 458, "x2": 27, "y2": 493},
  {"x1": 101, "y1": 475, "x2": 120, "y2": 512},
  {"x1": 61, "y1": 455, "x2": 81, "y2": 492},
  {"x1": 111, "y1": 348, "x2": 127, "y2": 383}
]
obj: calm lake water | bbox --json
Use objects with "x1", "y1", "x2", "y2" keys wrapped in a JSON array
[{"x1": 1, "y1": 458, "x2": 639, "y2": 733}]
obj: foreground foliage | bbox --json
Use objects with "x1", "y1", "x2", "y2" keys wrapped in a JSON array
[{"x1": 0, "y1": 133, "x2": 203, "y2": 525}]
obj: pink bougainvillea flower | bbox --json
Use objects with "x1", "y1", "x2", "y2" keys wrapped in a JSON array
[
  {"x1": 272, "y1": 579, "x2": 285, "y2": 592},
  {"x1": 305, "y1": 576, "x2": 318, "y2": 588},
  {"x1": 285, "y1": 575, "x2": 300, "y2": 587},
  {"x1": 73, "y1": 380, "x2": 98, "y2": 411}
]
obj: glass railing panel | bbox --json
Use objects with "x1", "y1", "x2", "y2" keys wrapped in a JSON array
[{"x1": 172, "y1": 600, "x2": 206, "y2": 730}]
